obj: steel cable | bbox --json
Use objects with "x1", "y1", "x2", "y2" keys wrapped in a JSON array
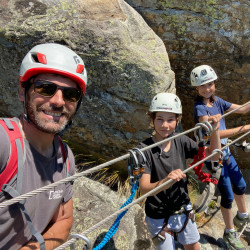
[
  {"x1": 56, "y1": 131, "x2": 250, "y2": 250},
  {"x1": 0, "y1": 101, "x2": 249, "y2": 209}
]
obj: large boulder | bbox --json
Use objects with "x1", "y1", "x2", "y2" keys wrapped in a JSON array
[
  {"x1": 71, "y1": 177, "x2": 153, "y2": 250},
  {"x1": 0, "y1": 0, "x2": 174, "y2": 160},
  {"x1": 71, "y1": 174, "x2": 250, "y2": 249}
]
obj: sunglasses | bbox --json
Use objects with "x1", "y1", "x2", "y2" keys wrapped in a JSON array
[{"x1": 33, "y1": 80, "x2": 82, "y2": 103}]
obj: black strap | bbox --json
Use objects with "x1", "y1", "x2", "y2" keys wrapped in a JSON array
[{"x1": 2, "y1": 184, "x2": 46, "y2": 249}]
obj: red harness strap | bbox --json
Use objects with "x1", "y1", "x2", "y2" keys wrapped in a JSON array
[
  {"x1": 189, "y1": 147, "x2": 218, "y2": 185},
  {"x1": 0, "y1": 119, "x2": 24, "y2": 192}
]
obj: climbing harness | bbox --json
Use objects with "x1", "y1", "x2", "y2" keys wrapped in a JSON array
[
  {"x1": 69, "y1": 234, "x2": 92, "y2": 250},
  {"x1": 90, "y1": 148, "x2": 146, "y2": 250},
  {"x1": 152, "y1": 203, "x2": 195, "y2": 245}
]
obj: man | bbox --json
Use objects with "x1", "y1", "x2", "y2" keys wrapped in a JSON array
[{"x1": 0, "y1": 43, "x2": 87, "y2": 249}]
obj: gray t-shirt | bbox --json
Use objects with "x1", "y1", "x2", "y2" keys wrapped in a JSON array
[
  {"x1": 0, "y1": 118, "x2": 75, "y2": 249},
  {"x1": 138, "y1": 134, "x2": 198, "y2": 219}
]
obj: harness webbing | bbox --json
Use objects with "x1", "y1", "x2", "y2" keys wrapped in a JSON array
[
  {"x1": 0, "y1": 118, "x2": 46, "y2": 249},
  {"x1": 0, "y1": 119, "x2": 24, "y2": 191},
  {"x1": 190, "y1": 147, "x2": 218, "y2": 185}
]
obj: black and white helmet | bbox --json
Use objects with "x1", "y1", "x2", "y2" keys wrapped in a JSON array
[
  {"x1": 190, "y1": 65, "x2": 217, "y2": 87},
  {"x1": 19, "y1": 43, "x2": 87, "y2": 94}
]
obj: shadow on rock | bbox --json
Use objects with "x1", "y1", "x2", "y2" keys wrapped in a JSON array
[
  {"x1": 200, "y1": 234, "x2": 228, "y2": 249},
  {"x1": 92, "y1": 232, "x2": 117, "y2": 250}
]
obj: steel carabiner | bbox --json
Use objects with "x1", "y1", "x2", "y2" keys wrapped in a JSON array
[{"x1": 69, "y1": 234, "x2": 92, "y2": 250}]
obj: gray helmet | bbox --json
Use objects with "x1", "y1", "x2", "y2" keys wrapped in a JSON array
[
  {"x1": 19, "y1": 43, "x2": 87, "y2": 94},
  {"x1": 149, "y1": 93, "x2": 182, "y2": 114},
  {"x1": 190, "y1": 65, "x2": 217, "y2": 87}
]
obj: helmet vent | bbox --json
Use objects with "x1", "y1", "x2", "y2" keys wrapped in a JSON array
[
  {"x1": 31, "y1": 52, "x2": 47, "y2": 64},
  {"x1": 76, "y1": 64, "x2": 84, "y2": 73}
]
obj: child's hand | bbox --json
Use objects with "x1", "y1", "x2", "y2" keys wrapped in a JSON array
[
  {"x1": 208, "y1": 114, "x2": 221, "y2": 131},
  {"x1": 166, "y1": 169, "x2": 186, "y2": 182}
]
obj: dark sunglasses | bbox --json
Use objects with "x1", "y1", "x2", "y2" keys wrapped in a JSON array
[{"x1": 33, "y1": 80, "x2": 82, "y2": 103}]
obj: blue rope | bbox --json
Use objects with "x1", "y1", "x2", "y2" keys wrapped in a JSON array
[{"x1": 92, "y1": 181, "x2": 139, "y2": 250}]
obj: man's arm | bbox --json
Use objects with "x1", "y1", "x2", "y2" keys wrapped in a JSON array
[{"x1": 20, "y1": 198, "x2": 73, "y2": 250}]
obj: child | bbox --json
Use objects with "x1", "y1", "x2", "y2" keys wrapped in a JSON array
[
  {"x1": 191, "y1": 65, "x2": 250, "y2": 250},
  {"x1": 139, "y1": 93, "x2": 221, "y2": 250}
]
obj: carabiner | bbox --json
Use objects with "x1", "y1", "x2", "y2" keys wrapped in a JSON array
[
  {"x1": 127, "y1": 148, "x2": 147, "y2": 185},
  {"x1": 211, "y1": 149, "x2": 224, "y2": 171},
  {"x1": 133, "y1": 148, "x2": 147, "y2": 174},
  {"x1": 194, "y1": 122, "x2": 211, "y2": 144},
  {"x1": 202, "y1": 121, "x2": 213, "y2": 134},
  {"x1": 128, "y1": 149, "x2": 139, "y2": 185},
  {"x1": 69, "y1": 234, "x2": 92, "y2": 250}
]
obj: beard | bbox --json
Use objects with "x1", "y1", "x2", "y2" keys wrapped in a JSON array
[{"x1": 26, "y1": 101, "x2": 75, "y2": 134}]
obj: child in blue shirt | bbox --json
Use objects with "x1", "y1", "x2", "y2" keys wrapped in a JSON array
[{"x1": 191, "y1": 65, "x2": 250, "y2": 250}]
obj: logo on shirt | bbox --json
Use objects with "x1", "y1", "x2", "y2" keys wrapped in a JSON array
[{"x1": 49, "y1": 189, "x2": 63, "y2": 200}]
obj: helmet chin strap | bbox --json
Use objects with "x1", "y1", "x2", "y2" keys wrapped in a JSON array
[
  {"x1": 23, "y1": 87, "x2": 30, "y2": 123},
  {"x1": 58, "y1": 96, "x2": 82, "y2": 136}
]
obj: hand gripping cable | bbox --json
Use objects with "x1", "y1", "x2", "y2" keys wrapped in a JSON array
[{"x1": 91, "y1": 148, "x2": 146, "y2": 250}]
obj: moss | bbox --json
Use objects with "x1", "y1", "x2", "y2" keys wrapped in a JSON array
[{"x1": 157, "y1": 0, "x2": 226, "y2": 20}]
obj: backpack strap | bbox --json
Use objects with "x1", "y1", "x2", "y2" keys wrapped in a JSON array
[
  {"x1": 0, "y1": 118, "x2": 25, "y2": 193},
  {"x1": 58, "y1": 136, "x2": 70, "y2": 177},
  {"x1": 0, "y1": 118, "x2": 46, "y2": 249}
]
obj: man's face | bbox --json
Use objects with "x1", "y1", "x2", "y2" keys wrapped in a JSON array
[{"x1": 25, "y1": 73, "x2": 79, "y2": 134}]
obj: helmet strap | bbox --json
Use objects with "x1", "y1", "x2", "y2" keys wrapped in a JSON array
[
  {"x1": 23, "y1": 87, "x2": 30, "y2": 123},
  {"x1": 58, "y1": 96, "x2": 82, "y2": 136}
]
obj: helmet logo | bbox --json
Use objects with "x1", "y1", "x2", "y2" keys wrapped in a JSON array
[
  {"x1": 73, "y1": 56, "x2": 81, "y2": 64},
  {"x1": 156, "y1": 106, "x2": 172, "y2": 111},
  {"x1": 200, "y1": 69, "x2": 207, "y2": 77}
]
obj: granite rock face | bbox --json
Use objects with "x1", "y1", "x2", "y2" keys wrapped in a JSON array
[
  {"x1": 0, "y1": 0, "x2": 174, "y2": 159},
  {"x1": 125, "y1": 0, "x2": 250, "y2": 167}
]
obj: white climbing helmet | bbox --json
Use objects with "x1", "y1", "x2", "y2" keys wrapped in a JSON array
[
  {"x1": 149, "y1": 93, "x2": 182, "y2": 114},
  {"x1": 19, "y1": 43, "x2": 87, "y2": 94},
  {"x1": 190, "y1": 65, "x2": 217, "y2": 87}
]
